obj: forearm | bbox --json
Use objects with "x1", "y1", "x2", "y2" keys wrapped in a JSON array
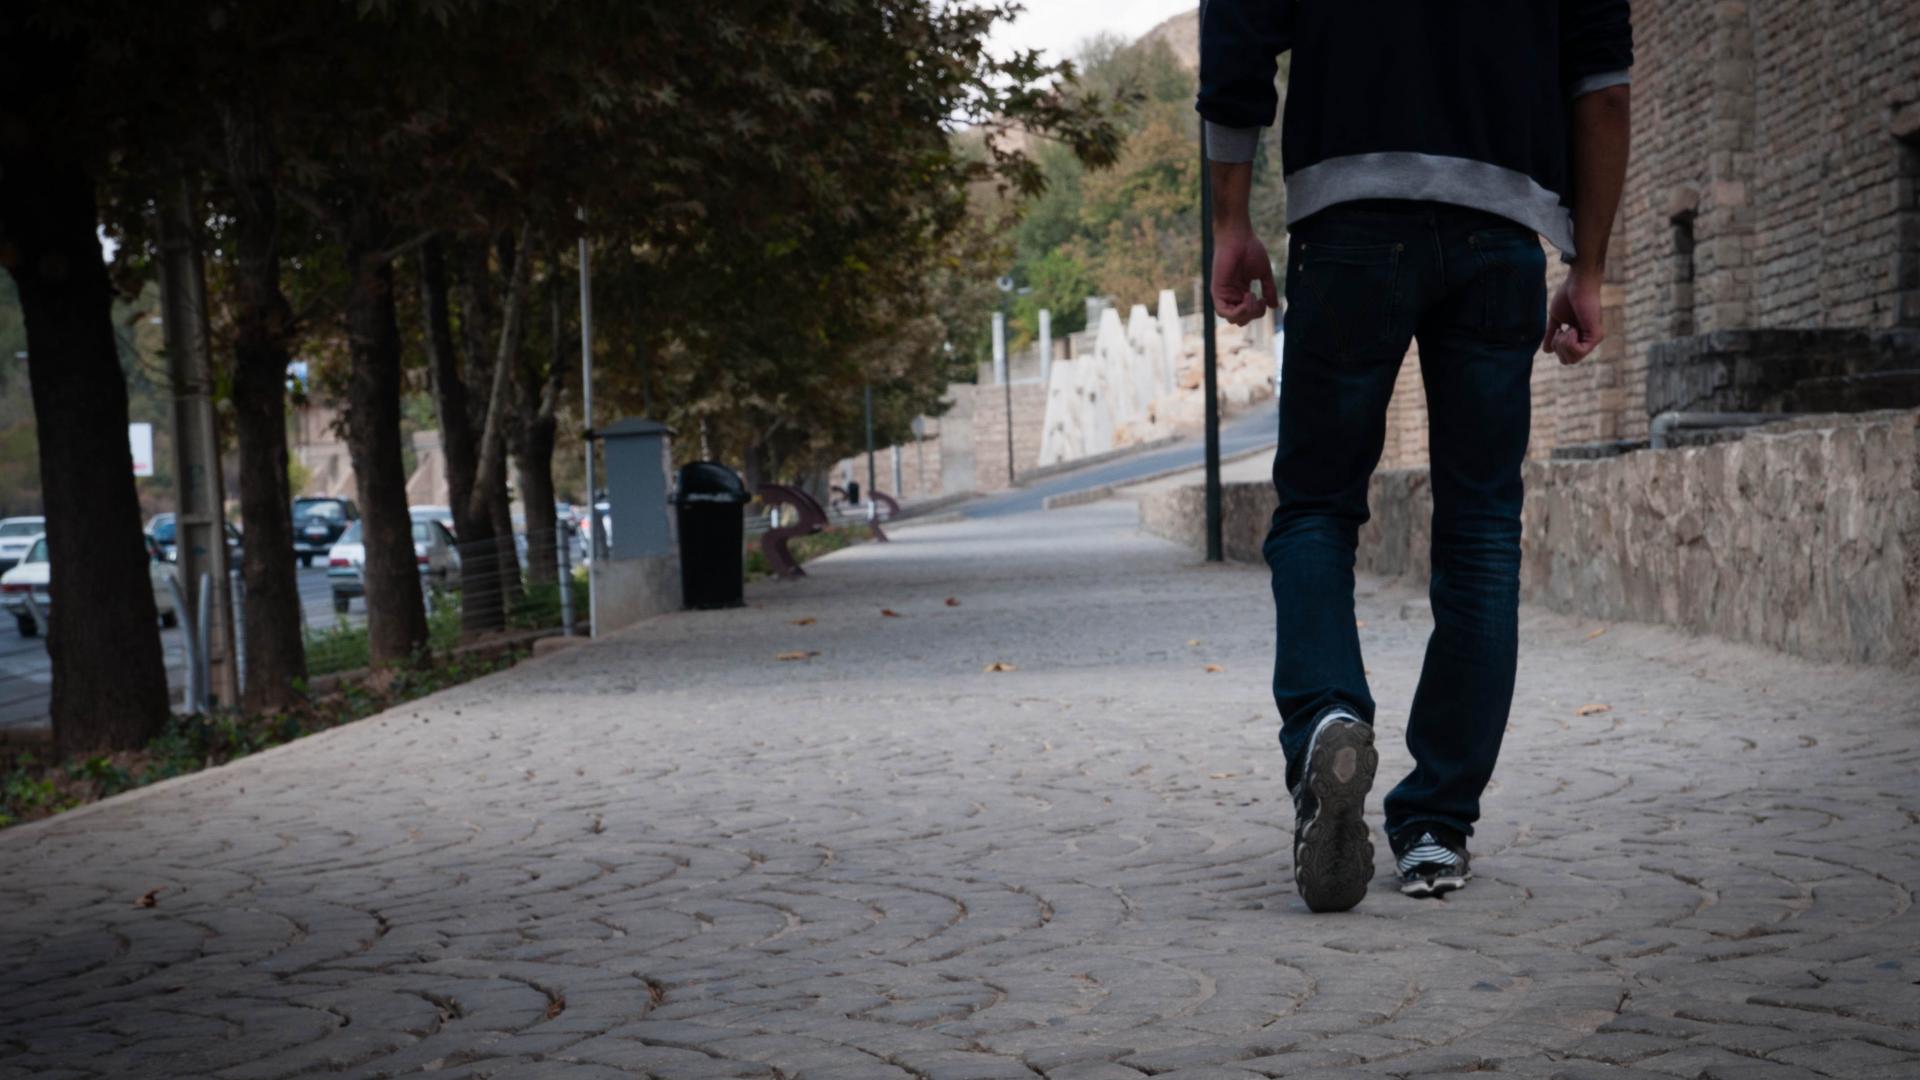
[
  {"x1": 1209, "y1": 160, "x2": 1255, "y2": 234},
  {"x1": 1568, "y1": 84, "x2": 1630, "y2": 272}
]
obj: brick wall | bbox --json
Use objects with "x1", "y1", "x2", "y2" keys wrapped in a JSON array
[
  {"x1": 827, "y1": 381, "x2": 1048, "y2": 501},
  {"x1": 1375, "y1": 0, "x2": 1920, "y2": 472},
  {"x1": 828, "y1": 434, "x2": 944, "y2": 503},
  {"x1": 958, "y1": 382, "x2": 1049, "y2": 492}
]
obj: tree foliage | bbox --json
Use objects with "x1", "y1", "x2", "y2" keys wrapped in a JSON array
[{"x1": 990, "y1": 33, "x2": 1290, "y2": 350}]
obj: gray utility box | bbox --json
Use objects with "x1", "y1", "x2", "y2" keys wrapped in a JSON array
[
  {"x1": 592, "y1": 417, "x2": 679, "y2": 635},
  {"x1": 599, "y1": 417, "x2": 674, "y2": 559}
]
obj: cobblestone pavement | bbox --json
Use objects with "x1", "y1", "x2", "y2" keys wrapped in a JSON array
[{"x1": 3, "y1": 502, "x2": 1918, "y2": 1080}]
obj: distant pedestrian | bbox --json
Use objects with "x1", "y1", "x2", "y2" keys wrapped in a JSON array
[{"x1": 1199, "y1": 1, "x2": 1632, "y2": 910}]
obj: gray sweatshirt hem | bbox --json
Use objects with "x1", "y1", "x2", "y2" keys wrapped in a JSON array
[
  {"x1": 1571, "y1": 69, "x2": 1632, "y2": 98},
  {"x1": 1204, "y1": 121, "x2": 1262, "y2": 164},
  {"x1": 1286, "y1": 151, "x2": 1576, "y2": 255}
]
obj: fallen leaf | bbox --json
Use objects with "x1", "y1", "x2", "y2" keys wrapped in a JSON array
[
  {"x1": 590, "y1": 816, "x2": 605, "y2": 835},
  {"x1": 880, "y1": 609, "x2": 902, "y2": 617},
  {"x1": 944, "y1": 597, "x2": 961, "y2": 607},
  {"x1": 545, "y1": 996, "x2": 566, "y2": 1020},
  {"x1": 1203, "y1": 664, "x2": 1224, "y2": 673},
  {"x1": 134, "y1": 888, "x2": 163, "y2": 909},
  {"x1": 1586, "y1": 627, "x2": 1608, "y2": 639},
  {"x1": 983, "y1": 661, "x2": 1016, "y2": 673},
  {"x1": 1576, "y1": 703, "x2": 1612, "y2": 716},
  {"x1": 791, "y1": 617, "x2": 816, "y2": 626},
  {"x1": 1209, "y1": 771, "x2": 1239, "y2": 780},
  {"x1": 776, "y1": 650, "x2": 820, "y2": 662},
  {"x1": 1355, "y1": 618, "x2": 1367, "y2": 628},
  {"x1": 1187, "y1": 639, "x2": 1202, "y2": 647}
]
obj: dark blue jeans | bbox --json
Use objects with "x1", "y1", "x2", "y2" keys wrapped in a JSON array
[{"x1": 1267, "y1": 200, "x2": 1545, "y2": 841}]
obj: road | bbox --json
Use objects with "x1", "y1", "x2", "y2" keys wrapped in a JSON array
[
  {"x1": 5, "y1": 502, "x2": 1916, "y2": 1077},
  {"x1": 0, "y1": 565, "x2": 360, "y2": 735},
  {"x1": 959, "y1": 406, "x2": 1276, "y2": 518}
]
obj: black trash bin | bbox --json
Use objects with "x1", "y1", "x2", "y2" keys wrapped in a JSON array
[{"x1": 674, "y1": 462, "x2": 750, "y2": 609}]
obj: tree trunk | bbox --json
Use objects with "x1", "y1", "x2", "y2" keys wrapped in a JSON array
[
  {"x1": 514, "y1": 271, "x2": 565, "y2": 589},
  {"x1": 468, "y1": 227, "x2": 532, "y2": 615},
  {"x1": 343, "y1": 217, "x2": 428, "y2": 665},
  {"x1": 418, "y1": 239, "x2": 503, "y2": 638},
  {"x1": 223, "y1": 104, "x2": 308, "y2": 712},
  {"x1": 454, "y1": 238, "x2": 523, "y2": 623},
  {"x1": 0, "y1": 150, "x2": 170, "y2": 752}
]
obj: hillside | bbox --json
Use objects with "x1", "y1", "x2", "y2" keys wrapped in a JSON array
[{"x1": 1138, "y1": 8, "x2": 1198, "y2": 70}]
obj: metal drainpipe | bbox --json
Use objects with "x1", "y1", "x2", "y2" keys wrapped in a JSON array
[{"x1": 1649, "y1": 411, "x2": 1806, "y2": 450}]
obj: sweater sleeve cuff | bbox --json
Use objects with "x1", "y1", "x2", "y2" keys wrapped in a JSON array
[
  {"x1": 1204, "y1": 121, "x2": 1262, "y2": 164},
  {"x1": 1570, "y1": 70, "x2": 1631, "y2": 98}
]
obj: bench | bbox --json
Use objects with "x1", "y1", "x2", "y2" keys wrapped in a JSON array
[
  {"x1": 756, "y1": 485, "x2": 905, "y2": 576},
  {"x1": 756, "y1": 483, "x2": 830, "y2": 579},
  {"x1": 866, "y1": 491, "x2": 900, "y2": 543}
]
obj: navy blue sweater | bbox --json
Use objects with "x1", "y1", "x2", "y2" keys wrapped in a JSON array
[{"x1": 1198, "y1": 0, "x2": 1633, "y2": 254}]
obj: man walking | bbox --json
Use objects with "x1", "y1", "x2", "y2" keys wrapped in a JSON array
[{"x1": 1198, "y1": 2, "x2": 1633, "y2": 911}]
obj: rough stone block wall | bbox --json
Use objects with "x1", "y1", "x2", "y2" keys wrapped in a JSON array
[
  {"x1": 1144, "y1": 410, "x2": 1920, "y2": 668},
  {"x1": 1360, "y1": 410, "x2": 1920, "y2": 667}
]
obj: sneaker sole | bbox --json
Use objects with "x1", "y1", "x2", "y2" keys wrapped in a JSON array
[
  {"x1": 1294, "y1": 718, "x2": 1377, "y2": 913},
  {"x1": 1399, "y1": 871, "x2": 1471, "y2": 899}
]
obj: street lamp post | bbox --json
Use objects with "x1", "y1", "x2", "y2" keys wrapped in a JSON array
[{"x1": 1198, "y1": 124, "x2": 1224, "y2": 562}]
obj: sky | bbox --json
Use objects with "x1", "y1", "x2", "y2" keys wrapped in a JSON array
[{"x1": 985, "y1": 0, "x2": 1195, "y2": 65}]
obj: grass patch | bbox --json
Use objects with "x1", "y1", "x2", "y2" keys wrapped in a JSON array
[
  {"x1": 745, "y1": 525, "x2": 865, "y2": 580},
  {"x1": 1, "y1": 631, "x2": 532, "y2": 830}
]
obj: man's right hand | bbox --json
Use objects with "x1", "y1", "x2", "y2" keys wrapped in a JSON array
[
  {"x1": 1543, "y1": 262, "x2": 1605, "y2": 365},
  {"x1": 1212, "y1": 225, "x2": 1276, "y2": 327}
]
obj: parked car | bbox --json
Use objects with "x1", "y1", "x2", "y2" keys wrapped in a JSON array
[
  {"x1": 325, "y1": 519, "x2": 459, "y2": 614},
  {"x1": 0, "y1": 534, "x2": 176, "y2": 636},
  {"x1": 292, "y1": 497, "x2": 358, "y2": 567},
  {"x1": 147, "y1": 513, "x2": 243, "y2": 565},
  {"x1": 0, "y1": 517, "x2": 45, "y2": 573},
  {"x1": 409, "y1": 504, "x2": 456, "y2": 541}
]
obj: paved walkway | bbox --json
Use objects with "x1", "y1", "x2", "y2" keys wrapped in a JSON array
[{"x1": 3, "y1": 503, "x2": 1918, "y2": 1080}]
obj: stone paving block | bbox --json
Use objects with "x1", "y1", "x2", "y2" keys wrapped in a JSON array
[{"x1": 1, "y1": 505, "x2": 1917, "y2": 1078}]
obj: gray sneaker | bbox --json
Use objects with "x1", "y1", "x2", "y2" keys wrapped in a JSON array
[
  {"x1": 1290, "y1": 711, "x2": 1377, "y2": 913},
  {"x1": 1392, "y1": 825, "x2": 1472, "y2": 898}
]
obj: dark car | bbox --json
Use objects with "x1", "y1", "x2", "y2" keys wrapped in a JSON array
[
  {"x1": 292, "y1": 497, "x2": 358, "y2": 567},
  {"x1": 147, "y1": 513, "x2": 243, "y2": 566}
]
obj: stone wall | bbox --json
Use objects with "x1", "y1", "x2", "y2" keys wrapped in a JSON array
[
  {"x1": 961, "y1": 382, "x2": 1049, "y2": 492},
  {"x1": 1140, "y1": 410, "x2": 1920, "y2": 668}
]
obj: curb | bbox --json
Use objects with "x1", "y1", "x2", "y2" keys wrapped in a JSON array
[
  {"x1": 1014, "y1": 434, "x2": 1184, "y2": 487},
  {"x1": 1043, "y1": 485, "x2": 1116, "y2": 511}
]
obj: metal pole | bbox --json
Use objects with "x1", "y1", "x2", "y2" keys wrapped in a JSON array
[
  {"x1": 891, "y1": 444, "x2": 903, "y2": 497},
  {"x1": 167, "y1": 572, "x2": 197, "y2": 712},
  {"x1": 1038, "y1": 308, "x2": 1053, "y2": 389},
  {"x1": 557, "y1": 520, "x2": 574, "y2": 635},
  {"x1": 230, "y1": 568, "x2": 246, "y2": 692},
  {"x1": 578, "y1": 223, "x2": 600, "y2": 638},
  {"x1": 195, "y1": 572, "x2": 213, "y2": 712},
  {"x1": 864, "y1": 383, "x2": 877, "y2": 503},
  {"x1": 1199, "y1": 124, "x2": 1224, "y2": 562},
  {"x1": 993, "y1": 311, "x2": 1014, "y2": 487},
  {"x1": 156, "y1": 172, "x2": 239, "y2": 703}
]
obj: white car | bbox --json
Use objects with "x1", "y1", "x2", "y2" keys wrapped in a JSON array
[
  {"x1": 0, "y1": 534, "x2": 177, "y2": 636},
  {"x1": 326, "y1": 519, "x2": 459, "y2": 614},
  {"x1": 0, "y1": 516, "x2": 44, "y2": 572}
]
